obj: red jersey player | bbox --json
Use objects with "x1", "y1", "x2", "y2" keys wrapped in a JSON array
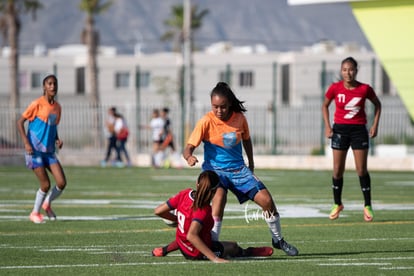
[
  {"x1": 322, "y1": 56, "x2": 382, "y2": 222},
  {"x1": 153, "y1": 170, "x2": 273, "y2": 262}
]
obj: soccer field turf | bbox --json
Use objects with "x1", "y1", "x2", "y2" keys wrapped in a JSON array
[{"x1": 0, "y1": 166, "x2": 413, "y2": 275}]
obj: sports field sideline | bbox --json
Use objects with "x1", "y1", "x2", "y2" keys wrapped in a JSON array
[{"x1": 0, "y1": 166, "x2": 413, "y2": 275}]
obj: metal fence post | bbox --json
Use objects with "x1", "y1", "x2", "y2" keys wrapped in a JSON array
[
  {"x1": 272, "y1": 62, "x2": 277, "y2": 155},
  {"x1": 320, "y1": 60, "x2": 327, "y2": 155},
  {"x1": 135, "y1": 66, "x2": 141, "y2": 153},
  {"x1": 225, "y1": 64, "x2": 232, "y2": 85},
  {"x1": 370, "y1": 58, "x2": 376, "y2": 156}
]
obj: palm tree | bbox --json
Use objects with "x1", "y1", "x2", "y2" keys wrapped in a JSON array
[
  {"x1": 161, "y1": 3, "x2": 209, "y2": 52},
  {"x1": 79, "y1": 0, "x2": 112, "y2": 146},
  {"x1": 0, "y1": 0, "x2": 42, "y2": 144},
  {"x1": 161, "y1": 3, "x2": 209, "y2": 147},
  {"x1": 79, "y1": 0, "x2": 112, "y2": 106}
]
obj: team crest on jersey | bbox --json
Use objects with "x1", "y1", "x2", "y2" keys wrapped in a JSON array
[{"x1": 222, "y1": 132, "x2": 237, "y2": 148}]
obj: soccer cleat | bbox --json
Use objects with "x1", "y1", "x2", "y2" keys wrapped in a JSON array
[
  {"x1": 272, "y1": 239, "x2": 299, "y2": 256},
  {"x1": 329, "y1": 204, "x2": 344, "y2": 220},
  {"x1": 364, "y1": 205, "x2": 374, "y2": 222},
  {"x1": 244, "y1": 246, "x2": 273, "y2": 257},
  {"x1": 42, "y1": 201, "x2": 56, "y2": 221},
  {"x1": 152, "y1": 247, "x2": 166, "y2": 257},
  {"x1": 29, "y1": 212, "x2": 45, "y2": 224}
]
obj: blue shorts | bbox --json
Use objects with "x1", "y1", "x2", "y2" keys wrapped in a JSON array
[
  {"x1": 25, "y1": 152, "x2": 59, "y2": 169},
  {"x1": 204, "y1": 165, "x2": 266, "y2": 204}
]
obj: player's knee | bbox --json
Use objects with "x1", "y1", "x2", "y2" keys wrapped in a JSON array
[
  {"x1": 56, "y1": 179, "x2": 67, "y2": 190},
  {"x1": 260, "y1": 199, "x2": 275, "y2": 213},
  {"x1": 40, "y1": 182, "x2": 51, "y2": 192}
]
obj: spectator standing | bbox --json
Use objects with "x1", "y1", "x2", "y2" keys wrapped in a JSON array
[
  {"x1": 101, "y1": 107, "x2": 117, "y2": 167},
  {"x1": 114, "y1": 112, "x2": 131, "y2": 167}
]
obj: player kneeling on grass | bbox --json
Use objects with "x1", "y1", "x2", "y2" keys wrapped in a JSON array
[{"x1": 152, "y1": 170, "x2": 273, "y2": 263}]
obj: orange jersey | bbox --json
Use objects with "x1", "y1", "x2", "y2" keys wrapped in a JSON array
[
  {"x1": 22, "y1": 96, "x2": 61, "y2": 153},
  {"x1": 187, "y1": 111, "x2": 250, "y2": 169}
]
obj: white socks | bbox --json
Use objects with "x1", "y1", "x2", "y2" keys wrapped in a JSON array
[
  {"x1": 45, "y1": 186, "x2": 62, "y2": 203},
  {"x1": 33, "y1": 186, "x2": 63, "y2": 213},
  {"x1": 211, "y1": 213, "x2": 282, "y2": 242},
  {"x1": 33, "y1": 189, "x2": 46, "y2": 213},
  {"x1": 264, "y1": 210, "x2": 282, "y2": 242},
  {"x1": 211, "y1": 216, "x2": 222, "y2": 241}
]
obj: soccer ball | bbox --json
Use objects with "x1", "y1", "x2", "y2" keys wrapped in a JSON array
[
  {"x1": 162, "y1": 209, "x2": 178, "y2": 227},
  {"x1": 162, "y1": 218, "x2": 178, "y2": 227}
]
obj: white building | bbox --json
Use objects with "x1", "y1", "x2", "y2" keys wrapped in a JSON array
[{"x1": 0, "y1": 41, "x2": 396, "y2": 110}]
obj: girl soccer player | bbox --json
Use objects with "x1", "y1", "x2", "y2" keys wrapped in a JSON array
[
  {"x1": 17, "y1": 74, "x2": 67, "y2": 223},
  {"x1": 153, "y1": 170, "x2": 273, "y2": 262},
  {"x1": 183, "y1": 82, "x2": 298, "y2": 256},
  {"x1": 322, "y1": 57, "x2": 381, "y2": 222}
]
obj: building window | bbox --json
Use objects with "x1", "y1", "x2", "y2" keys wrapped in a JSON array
[
  {"x1": 139, "y1": 71, "x2": 151, "y2": 88},
  {"x1": 19, "y1": 71, "x2": 29, "y2": 90},
  {"x1": 238, "y1": 71, "x2": 254, "y2": 87},
  {"x1": 281, "y1": 64, "x2": 290, "y2": 105},
  {"x1": 31, "y1": 72, "x2": 44, "y2": 88},
  {"x1": 76, "y1": 67, "x2": 85, "y2": 95},
  {"x1": 115, "y1": 72, "x2": 130, "y2": 88}
]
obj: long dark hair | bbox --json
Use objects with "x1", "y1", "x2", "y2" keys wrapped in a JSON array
[
  {"x1": 192, "y1": 170, "x2": 220, "y2": 210},
  {"x1": 210, "y1": 82, "x2": 247, "y2": 113}
]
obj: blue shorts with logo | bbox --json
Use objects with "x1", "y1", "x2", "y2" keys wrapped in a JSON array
[
  {"x1": 25, "y1": 152, "x2": 59, "y2": 169},
  {"x1": 203, "y1": 164, "x2": 266, "y2": 204}
]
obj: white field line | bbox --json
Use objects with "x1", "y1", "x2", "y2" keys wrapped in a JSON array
[
  {"x1": 1, "y1": 200, "x2": 414, "y2": 222},
  {"x1": 1, "y1": 257, "x2": 414, "y2": 270}
]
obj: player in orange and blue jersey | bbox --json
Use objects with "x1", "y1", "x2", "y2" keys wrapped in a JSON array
[
  {"x1": 17, "y1": 74, "x2": 67, "y2": 224},
  {"x1": 182, "y1": 82, "x2": 298, "y2": 256},
  {"x1": 153, "y1": 170, "x2": 273, "y2": 262}
]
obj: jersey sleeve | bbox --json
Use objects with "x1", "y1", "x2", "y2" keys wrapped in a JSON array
[
  {"x1": 191, "y1": 206, "x2": 209, "y2": 225},
  {"x1": 325, "y1": 82, "x2": 337, "y2": 100},
  {"x1": 366, "y1": 85, "x2": 378, "y2": 100},
  {"x1": 22, "y1": 100, "x2": 40, "y2": 122},
  {"x1": 166, "y1": 191, "x2": 181, "y2": 210},
  {"x1": 187, "y1": 115, "x2": 208, "y2": 147}
]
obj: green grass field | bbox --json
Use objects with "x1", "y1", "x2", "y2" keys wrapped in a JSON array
[{"x1": 0, "y1": 166, "x2": 413, "y2": 275}]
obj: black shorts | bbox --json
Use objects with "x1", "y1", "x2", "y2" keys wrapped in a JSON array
[
  {"x1": 331, "y1": 124, "x2": 369, "y2": 150},
  {"x1": 180, "y1": 241, "x2": 224, "y2": 260}
]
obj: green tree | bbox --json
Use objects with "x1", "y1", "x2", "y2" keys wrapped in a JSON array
[
  {"x1": 161, "y1": 3, "x2": 209, "y2": 52},
  {"x1": 0, "y1": 0, "x2": 42, "y2": 143},
  {"x1": 162, "y1": 3, "x2": 209, "y2": 147},
  {"x1": 79, "y1": 0, "x2": 112, "y2": 145},
  {"x1": 79, "y1": 0, "x2": 112, "y2": 106}
]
